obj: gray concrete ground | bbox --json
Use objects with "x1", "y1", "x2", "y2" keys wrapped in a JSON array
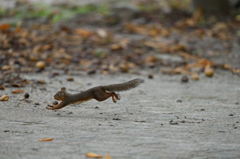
[{"x1": 0, "y1": 70, "x2": 239, "y2": 159}]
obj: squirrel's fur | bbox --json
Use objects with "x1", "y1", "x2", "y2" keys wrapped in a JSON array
[{"x1": 46, "y1": 78, "x2": 144, "y2": 110}]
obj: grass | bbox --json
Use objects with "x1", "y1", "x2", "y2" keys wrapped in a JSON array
[{"x1": 0, "y1": 3, "x2": 110, "y2": 23}]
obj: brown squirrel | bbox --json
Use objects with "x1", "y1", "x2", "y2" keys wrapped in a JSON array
[{"x1": 46, "y1": 78, "x2": 144, "y2": 110}]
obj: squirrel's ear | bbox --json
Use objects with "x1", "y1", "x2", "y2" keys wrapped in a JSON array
[{"x1": 61, "y1": 87, "x2": 66, "y2": 92}]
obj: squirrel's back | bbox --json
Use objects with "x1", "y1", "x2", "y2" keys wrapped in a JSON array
[{"x1": 101, "y1": 78, "x2": 144, "y2": 92}]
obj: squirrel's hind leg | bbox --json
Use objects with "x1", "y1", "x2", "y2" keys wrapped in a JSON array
[
  {"x1": 110, "y1": 92, "x2": 121, "y2": 103},
  {"x1": 94, "y1": 89, "x2": 120, "y2": 103}
]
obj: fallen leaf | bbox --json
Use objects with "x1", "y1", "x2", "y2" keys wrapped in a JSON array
[
  {"x1": 192, "y1": 7, "x2": 202, "y2": 22},
  {"x1": 86, "y1": 152, "x2": 102, "y2": 158},
  {"x1": 145, "y1": 55, "x2": 157, "y2": 63},
  {"x1": 38, "y1": 138, "x2": 53, "y2": 141},
  {"x1": 105, "y1": 153, "x2": 112, "y2": 159},
  {"x1": 0, "y1": 85, "x2": 5, "y2": 90},
  {"x1": 12, "y1": 89, "x2": 24, "y2": 93},
  {"x1": 223, "y1": 64, "x2": 232, "y2": 69},
  {"x1": 74, "y1": 29, "x2": 94, "y2": 39},
  {"x1": 11, "y1": 83, "x2": 23, "y2": 87},
  {"x1": 42, "y1": 44, "x2": 53, "y2": 51},
  {"x1": 37, "y1": 80, "x2": 46, "y2": 84},
  {"x1": 191, "y1": 73, "x2": 199, "y2": 80},
  {"x1": 0, "y1": 23, "x2": 10, "y2": 31},
  {"x1": 67, "y1": 76, "x2": 74, "y2": 81},
  {"x1": 111, "y1": 44, "x2": 122, "y2": 50},
  {"x1": 0, "y1": 95, "x2": 9, "y2": 101}
]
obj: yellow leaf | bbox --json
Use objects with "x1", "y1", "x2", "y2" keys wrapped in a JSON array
[
  {"x1": 0, "y1": 95, "x2": 9, "y2": 101},
  {"x1": 105, "y1": 153, "x2": 112, "y2": 159},
  {"x1": 86, "y1": 152, "x2": 102, "y2": 158}
]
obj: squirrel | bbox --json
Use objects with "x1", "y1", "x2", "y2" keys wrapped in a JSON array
[{"x1": 46, "y1": 78, "x2": 144, "y2": 110}]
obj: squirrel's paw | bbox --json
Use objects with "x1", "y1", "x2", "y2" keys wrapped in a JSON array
[
  {"x1": 116, "y1": 94, "x2": 121, "y2": 100},
  {"x1": 46, "y1": 105, "x2": 55, "y2": 110},
  {"x1": 112, "y1": 98, "x2": 117, "y2": 103}
]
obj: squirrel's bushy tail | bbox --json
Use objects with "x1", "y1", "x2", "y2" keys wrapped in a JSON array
[{"x1": 101, "y1": 78, "x2": 144, "y2": 92}]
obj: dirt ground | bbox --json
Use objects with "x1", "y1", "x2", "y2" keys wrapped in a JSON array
[{"x1": 0, "y1": 70, "x2": 239, "y2": 159}]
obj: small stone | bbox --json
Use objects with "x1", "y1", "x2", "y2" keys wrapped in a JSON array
[
  {"x1": 148, "y1": 74, "x2": 154, "y2": 79},
  {"x1": 113, "y1": 118, "x2": 121, "y2": 120},
  {"x1": 177, "y1": 99, "x2": 182, "y2": 103},
  {"x1": 205, "y1": 67, "x2": 214, "y2": 77},
  {"x1": 229, "y1": 114, "x2": 234, "y2": 116},
  {"x1": 181, "y1": 76, "x2": 188, "y2": 83},
  {"x1": 24, "y1": 93, "x2": 30, "y2": 99}
]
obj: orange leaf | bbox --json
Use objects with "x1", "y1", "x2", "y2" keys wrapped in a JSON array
[
  {"x1": 12, "y1": 89, "x2": 24, "y2": 93},
  {"x1": 105, "y1": 153, "x2": 112, "y2": 159},
  {"x1": 0, "y1": 23, "x2": 10, "y2": 31},
  {"x1": 38, "y1": 138, "x2": 53, "y2": 141},
  {"x1": 86, "y1": 152, "x2": 102, "y2": 158},
  {"x1": 74, "y1": 29, "x2": 94, "y2": 38}
]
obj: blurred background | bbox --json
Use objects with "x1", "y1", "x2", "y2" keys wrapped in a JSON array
[{"x1": 0, "y1": 0, "x2": 240, "y2": 83}]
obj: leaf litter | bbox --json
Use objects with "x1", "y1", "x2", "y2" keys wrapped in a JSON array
[{"x1": 0, "y1": 1, "x2": 240, "y2": 86}]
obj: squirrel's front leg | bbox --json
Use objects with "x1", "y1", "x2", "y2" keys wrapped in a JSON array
[
  {"x1": 46, "y1": 104, "x2": 56, "y2": 110},
  {"x1": 46, "y1": 101, "x2": 68, "y2": 110}
]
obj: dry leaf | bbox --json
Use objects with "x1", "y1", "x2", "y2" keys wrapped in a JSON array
[
  {"x1": 111, "y1": 44, "x2": 122, "y2": 50},
  {"x1": 2, "y1": 65, "x2": 13, "y2": 70},
  {"x1": 223, "y1": 64, "x2": 232, "y2": 69},
  {"x1": 124, "y1": 23, "x2": 146, "y2": 34},
  {"x1": 0, "y1": 23, "x2": 10, "y2": 31},
  {"x1": 67, "y1": 76, "x2": 74, "y2": 81},
  {"x1": 191, "y1": 73, "x2": 199, "y2": 80},
  {"x1": 0, "y1": 85, "x2": 5, "y2": 90},
  {"x1": 42, "y1": 44, "x2": 53, "y2": 51},
  {"x1": 0, "y1": 95, "x2": 9, "y2": 101},
  {"x1": 74, "y1": 29, "x2": 94, "y2": 39},
  {"x1": 11, "y1": 83, "x2": 23, "y2": 87},
  {"x1": 12, "y1": 89, "x2": 24, "y2": 93},
  {"x1": 37, "y1": 80, "x2": 46, "y2": 84},
  {"x1": 38, "y1": 138, "x2": 53, "y2": 141},
  {"x1": 192, "y1": 7, "x2": 202, "y2": 22},
  {"x1": 105, "y1": 153, "x2": 112, "y2": 159},
  {"x1": 145, "y1": 55, "x2": 157, "y2": 63},
  {"x1": 86, "y1": 152, "x2": 102, "y2": 158},
  {"x1": 32, "y1": 45, "x2": 43, "y2": 53}
]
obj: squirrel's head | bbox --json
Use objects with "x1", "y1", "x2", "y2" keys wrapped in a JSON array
[{"x1": 54, "y1": 87, "x2": 66, "y2": 101}]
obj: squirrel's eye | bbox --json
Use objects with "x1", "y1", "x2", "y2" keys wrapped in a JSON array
[{"x1": 57, "y1": 93, "x2": 60, "y2": 96}]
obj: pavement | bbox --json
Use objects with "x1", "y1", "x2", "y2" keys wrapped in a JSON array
[{"x1": 0, "y1": 70, "x2": 239, "y2": 159}]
